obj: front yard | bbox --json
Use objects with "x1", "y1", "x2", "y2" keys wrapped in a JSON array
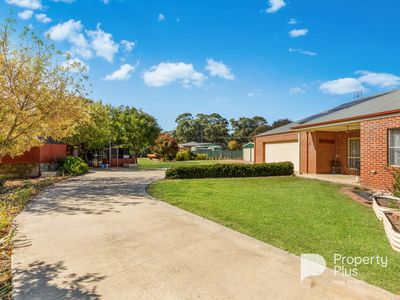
[
  {"x1": 148, "y1": 176, "x2": 400, "y2": 294},
  {"x1": 136, "y1": 157, "x2": 241, "y2": 170}
]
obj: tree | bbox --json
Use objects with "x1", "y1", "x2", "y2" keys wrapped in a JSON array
[
  {"x1": 228, "y1": 140, "x2": 239, "y2": 150},
  {"x1": 230, "y1": 116, "x2": 269, "y2": 145},
  {"x1": 65, "y1": 101, "x2": 112, "y2": 159},
  {"x1": 174, "y1": 113, "x2": 202, "y2": 143},
  {"x1": 110, "y1": 106, "x2": 161, "y2": 155},
  {"x1": 197, "y1": 113, "x2": 229, "y2": 144},
  {"x1": 271, "y1": 118, "x2": 292, "y2": 129},
  {"x1": 152, "y1": 133, "x2": 179, "y2": 161},
  {"x1": 0, "y1": 19, "x2": 88, "y2": 160}
]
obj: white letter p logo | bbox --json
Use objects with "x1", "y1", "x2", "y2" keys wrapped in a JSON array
[{"x1": 300, "y1": 254, "x2": 326, "y2": 282}]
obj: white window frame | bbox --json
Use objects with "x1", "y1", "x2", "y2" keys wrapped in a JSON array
[
  {"x1": 348, "y1": 137, "x2": 360, "y2": 169},
  {"x1": 388, "y1": 129, "x2": 400, "y2": 167}
]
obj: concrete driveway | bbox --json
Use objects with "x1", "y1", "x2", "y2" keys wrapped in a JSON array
[{"x1": 12, "y1": 170, "x2": 397, "y2": 299}]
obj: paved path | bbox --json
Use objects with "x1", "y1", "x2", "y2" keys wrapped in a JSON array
[{"x1": 12, "y1": 170, "x2": 397, "y2": 299}]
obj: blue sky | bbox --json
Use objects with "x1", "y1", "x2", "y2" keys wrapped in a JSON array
[{"x1": 2, "y1": 0, "x2": 400, "y2": 130}]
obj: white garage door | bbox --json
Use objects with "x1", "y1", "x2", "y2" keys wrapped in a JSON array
[{"x1": 265, "y1": 141, "x2": 299, "y2": 171}]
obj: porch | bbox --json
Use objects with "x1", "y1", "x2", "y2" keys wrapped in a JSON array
[
  {"x1": 298, "y1": 173, "x2": 360, "y2": 186},
  {"x1": 300, "y1": 122, "x2": 361, "y2": 176}
]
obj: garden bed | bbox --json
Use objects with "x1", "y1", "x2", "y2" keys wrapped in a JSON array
[
  {"x1": 372, "y1": 196, "x2": 400, "y2": 220},
  {"x1": 383, "y1": 212, "x2": 400, "y2": 253}
]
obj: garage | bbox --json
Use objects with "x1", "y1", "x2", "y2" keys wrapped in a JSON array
[{"x1": 265, "y1": 141, "x2": 299, "y2": 171}]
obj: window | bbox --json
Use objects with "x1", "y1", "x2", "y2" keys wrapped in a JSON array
[
  {"x1": 348, "y1": 138, "x2": 360, "y2": 170},
  {"x1": 389, "y1": 129, "x2": 400, "y2": 166}
]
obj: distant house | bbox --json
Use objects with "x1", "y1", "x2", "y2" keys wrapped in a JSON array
[
  {"x1": 253, "y1": 90, "x2": 400, "y2": 190},
  {"x1": 0, "y1": 140, "x2": 67, "y2": 177},
  {"x1": 179, "y1": 142, "x2": 223, "y2": 152}
]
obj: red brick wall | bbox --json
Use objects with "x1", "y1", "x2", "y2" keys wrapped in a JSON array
[
  {"x1": 360, "y1": 115, "x2": 400, "y2": 190},
  {"x1": 254, "y1": 132, "x2": 298, "y2": 163}
]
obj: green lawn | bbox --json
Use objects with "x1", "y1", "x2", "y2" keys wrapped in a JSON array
[
  {"x1": 147, "y1": 176, "x2": 400, "y2": 294},
  {"x1": 136, "y1": 157, "x2": 239, "y2": 170}
]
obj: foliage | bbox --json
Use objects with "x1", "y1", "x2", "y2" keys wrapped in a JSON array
[
  {"x1": 65, "y1": 101, "x2": 113, "y2": 159},
  {"x1": 165, "y1": 162, "x2": 294, "y2": 179},
  {"x1": 228, "y1": 140, "x2": 239, "y2": 150},
  {"x1": 148, "y1": 177, "x2": 400, "y2": 294},
  {"x1": 196, "y1": 154, "x2": 208, "y2": 160},
  {"x1": 174, "y1": 113, "x2": 229, "y2": 144},
  {"x1": 271, "y1": 118, "x2": 292, "y2": 129},
  {"x1": 229, "y1": 116, "x2": 269, "y2": 145},
  {"x1": 0, "y1": 177, "x2": 60, "y2": 299},
  {"x1": 0, "y1": 18, "x2": 88, "y2": 160},
  {"x1": 175, "y1": 149, "x2": 196, "y2": 161},
  {"x1": 110, "y1": 106, "x2": 161, "y2": 156},
  {"x1": 152, "y1": 134, "x2": 179, "y2": 161},
  {"x1": 59, "y1": 156, "x2": 88, "y2": 176},
  {"x1": 392, "y1": 169, "x2": 400, "y2": 197}
]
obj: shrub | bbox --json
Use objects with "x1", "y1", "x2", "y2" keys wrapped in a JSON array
[
  {"x1": 196, "y1": 153, "x2": 208, "y2": 160},
  {"x1": 152, "y1": 133, "x2": 179, "y2": 161},
  {"x1": 228, "y1": 140, "x2": 239, "y2": 150},
  {"x1": 175, "y1": 149, "x2": 196, "y2": 161},
  {"x1": 60, "y1": 156, "x2": 88, "y2": 176},
  {"x1": 393, "y1": 169, "x2": 400, "y2": 197},
  {"x1": 166, "y1": 162, "x2": 294, "y2": 179}
]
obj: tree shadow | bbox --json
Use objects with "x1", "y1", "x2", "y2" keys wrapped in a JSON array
[
  {"x1": 23, "y1": 171, "x2": 163, "y2": 216},
  {"x1": 13, "y1": 261, "x2": 106, "y2": 299}
]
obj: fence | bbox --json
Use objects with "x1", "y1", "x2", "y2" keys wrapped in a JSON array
[{"x1": 193, "y1": 149, "x2": 243, "y2": 160}]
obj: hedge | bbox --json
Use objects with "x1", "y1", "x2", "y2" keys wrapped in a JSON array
[{"x1": 165, "y1": 162, "x2": 294, "y2": 179}]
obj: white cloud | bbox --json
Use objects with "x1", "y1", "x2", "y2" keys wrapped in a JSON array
[
  {"x1": 87, "y1": 24, "x2": 119, "y2": 63},
  {"x1": 121, "y1": 40, "x2": 135, "y2": 52},
  {"x1": 320, "y1": 78, "x2": 366, "y2": 95},
  {"x1": 143, "y1": 62, "x2": 206, "y2": 88},
  {"x1": 18, "y1": 10, "x2": 33, "y2": 20},
  {"x1": 320, "y1": 71, "x2": 400, "y2": 95},
  {"x1": 46, "y1": 19, "x2": 92, "y2": 59},
  {"x1": 51, "y1": 0, "x2": 75, "y2": 3},
  {"x1": 289, "y1": 48, "x2": 317, "y2": 56},
  {"x1": 247, "y1": 92, "x2": 255, "y2": 97},
  {"x1": 290, "y1": 86, "x2": 306, "y2": 94},
  {"x1": 157, "y1": 14, "x2": 165, "y2": 22},
  {"x1": 105, "y1": 64, "x2": 135, "y2": 81},
  {"x1": 357, "y1": 71, "x2": 400, "y2": 88},
  {"x1": 266, "y1": 0, "x2": 286, "y2": 13},
  {"x1": 5, "y1": 0, "x2": 41, "y2": 9},
  {"x1": 289, "y1": 29, "x2": 308, "y2": 38},
  {"x1": 288, "y1": 18, "x2": 297, "y2": 25},
  {"x1": 35, "y1": 13, "x2": 52, "y2": 23},
  {"x1": 205, "y1": 58, "x2": 234, "y2": 80},
  {"x1": 102, "y1": 0, "x2": 109, "y2": 3}
]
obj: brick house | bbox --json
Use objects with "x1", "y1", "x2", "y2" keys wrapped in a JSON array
[
  {"x1": 254, "y1": 90, "x2": 400, "y2": 190},
  {"x1": 0, "y1": 141, "x2": 67, "y2": 177}
]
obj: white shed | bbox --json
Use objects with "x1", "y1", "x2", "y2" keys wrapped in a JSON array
[{"x1": 243, "y1": 142, "x2": 254, "y2": 162}]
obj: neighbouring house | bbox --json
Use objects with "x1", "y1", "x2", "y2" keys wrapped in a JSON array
[
  {"x1": 242, "y1": 142, "x2": 254, "y2": 162},
  {"x1": 254, "y1": 90, "x2": 400, "y2": 190},
  {"x1": 0, "y1": 140, "x2": 67, "y2": 177},
  {"x1": 179, "y1": 142, "x2": 223, "y2": 152}
]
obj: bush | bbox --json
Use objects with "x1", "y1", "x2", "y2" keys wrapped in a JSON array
[
  {"x1": 166, "y1": 162, "x2": 294, "y2": 179},
  {"x1": 393, "y1": 169, "x2": 400, "y2": 197},
  {"x1": 60, "y1": 156, "x2": 88, "y2": 176},
  {"x1": 196, "y1": 154, "x2": 208, "y2": 160},
  {"x1": 228, "y1": 140, "x2": 239, "y2": 150},
  {"x1": 175, "y1": 149, "x2": 196, "y2": 161}
]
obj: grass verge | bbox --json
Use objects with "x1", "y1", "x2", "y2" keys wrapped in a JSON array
[
  {"x1": 147, "y1": 176, "x2": 400, "y2": 294},
  {"x1": 136, "y1": 157, "x2": 241, "y2": 170}
]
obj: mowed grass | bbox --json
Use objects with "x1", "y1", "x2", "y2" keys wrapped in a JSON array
[
  {"x1": 147, "y1": 176, "x2": 400, "y2": 294},
  {"x1": 136, "y1": 157, "x2": 240, "y2": 170}
]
